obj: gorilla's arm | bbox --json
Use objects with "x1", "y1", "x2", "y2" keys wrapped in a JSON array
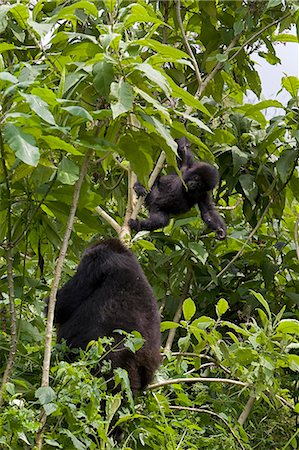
[
  {"x1": 176, "y1": 137, "x2": 195, "y2": 172},
  {"x1": 198, "y1": 192, "x2": 226, "y2": 240},
  {"x1": 129, "y1": 210, "x2": 169, "y2": 232}
]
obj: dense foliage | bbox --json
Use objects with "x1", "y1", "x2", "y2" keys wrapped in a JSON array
[{"x1": 0, "y1": 0, "x2": 299, "y2": 449}]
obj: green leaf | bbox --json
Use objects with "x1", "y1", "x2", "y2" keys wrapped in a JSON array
[
  {"x1": 188, "y1": 241, "x2": 208, "y2": 264},
  {"x1": 166, "y1": 75, "x2": 211, "y2": 116},
  {"x1": 288, "y1": 355, "x2": 299, "y2": 372},
  {"x1": 124, "y1": 4, "x2": 164, "y2": 27},
  {"x1": 134, "y1": 86, "x2": 170, "y2": 121},
  {"x1": 0, "y1": 72, "x2": 18, "y2": 83},
  {"x1": 93, "y1": 61, "x2": 114, "y2": 100},
  {"x1": 62, "y1": 106, "x2": 93, "y2": 121},
  {"x1": 183, "y1": 298, "x2": 196, "y2": 321},
  {"x1": 103, "y1": 0, "x2": 117, "y2": 13},
  {"x1": 276, "y1": 319, "x2": 299, "y2": 335},
  {"x1": 10, "y1": 4, "x2": 29, "y2": 29},
  {"x1": 276, "y1": 149, "x2": 298, "y2": 183},
  {"x1": 0, "y1": 43, "x2": 15, "y2": 53},
  {"x1": 134, "y1": 63, "x2": 171, "y2": 96},
  {"x1": 177, "y1": 112, "x2": 212, "y2": 134},
  {"x1": 135, "y1": 38, "x2": 190, "y2": 61},
  {"x1": 64, "y1": 430, "x2": 86, "y2": 450},
  {"x1": 3, "y1": 123, "x2": 39, "y2": 166},
  {"x1": 267, "y1": 0, "x2": 282, "y2": 8},
  {"x1": 40, "y1": 135, "x2": 82, "y2": 155},
  {"x1": 144, "y1": 115, "x2": 177, "y2": 155},
  {"x1": 35, "y1": 386, "x2": 56, "y2": 405},
  {"x1": 56, "y1": 1, "x2": 98, "y2": 19},
  {"x1": 137, "y1": 239, "x2": 156, "y2": 251},
  {"x1": 43, "y1": 403, "x2": 58, "y2": 416},
  {"x1": 239, "y1": 174, "x2": 258, "y2": 204},
  {"x1": 273, "y1": 34, "x2": 298, "y2": 43},
  {"x1": 21, "y1": 93, "x2": 56, "y2": 125},
  {"x1": 110, "y1": 80, "x2": 134, "y2": 119},
  {"x1": 57, "y1": 157, "x2": 79, "y2": 185},
  {"x1": 282, "y1": 76, "x2": 299, "y2": 97},
  {"x1": 160, "y1": 321, "x2": 180, "y2": 332},
  {"x1": 232, "y1": 146, "x2": 248, "y2": 175},
  {"x1": 250, "y1": 290, "x2": 271, "y2": 320},
  {"x1": 216, "y1": 298, "x2": 229, "y2": 318}
]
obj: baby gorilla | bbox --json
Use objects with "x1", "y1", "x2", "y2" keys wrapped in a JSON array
[
  {"x1": 49, "y1": 239, "x2": 161, "y2": 396},
  {"x1": 129, "y1": 137, "x2": 226, "y2": 240}
]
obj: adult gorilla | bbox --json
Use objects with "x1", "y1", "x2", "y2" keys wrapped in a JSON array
[{"x1": 47, "y1": 239, "x2": 161, "y2": 395}]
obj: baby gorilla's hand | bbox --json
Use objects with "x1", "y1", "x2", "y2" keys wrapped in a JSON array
[{"x1": 128, "y1": 218, "x2": 141, "y2": 231}]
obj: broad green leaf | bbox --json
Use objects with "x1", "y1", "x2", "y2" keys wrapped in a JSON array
[
  {"x1": 288, "y1": 355, "x2": 299, "y2": 372},
  {"x1": 257, "y1": 308, "x2": 269, "y2": 328},
  {"x1": 134, "y1": 63, "x2": 171, "y2": 96},
  {"x1": 273, "y1": 34, "x2": 298, "y2": 43},
  {"x1": 276, "y1": 149, "x2": 298, "y2": 183},
  {"x1": 216, "y1": 298, "x2": 229, "y2": 318},
  {"x1": 62, "y1": 106, "x2": 93, "y2": 121},
  {"x1": 267, "y1": 0, "x2": 282, "y2": 8},
  {"x1": 137, "y1": 239, "x2": 156, "y2": 251},
  {"x1": 177, "y1": 112, "x2": 212, "y2": 134},
  {"x1": 21, "y1": 93, "x2": 56, "y2": 125},
  {"x1": 250, "y1": 290, "x2": 271, "y2": 320},
  {"x1": 134, "y1": 86, "x2": 170, "y2": 121},
  {"x1": 10, "y1": 4, "x2": 29, "y2": 29},
  {"x1": 192, "y1": 316, "x2": 215, "y2": 329},
  {"x1": 188, "y1": 241, "x2": 208, "y2": 264},
  {"x1": 35, "y1": 386, "x2": 56, "y2": 405},
  {"x1": 239, "y1": 174, "x2": 258, "y2": 204},
  {"x1": 64, "y1": 430, "x2": 86, "y2": 450},
  {"x1": 40, "y1": 135, "x2": 82, "y2": 155},
  {"x1": 232, "y1": 146, "x2": 248, "y2": 175},
  {"x1": 276, "y1": 319, "x2": 299, "y2": 335},
  {"x1": 124, "y1": 4, "x2": 164, "y2": 27},
  {"x1": 93, "y1": 61, "x2": 114, "y2": 100},
  {"x1": 136, "y1": 39, "x2": 190, "y2": 61},
  {"x1": 160, "y1": 321, "x2": 180, "y2": 332},
  {"x1": 166, "y1": 75, "x2": 211, "y2": 116},
  {"x1": 57, "y1": 158, "x2": 79, "y2": 185},
  {"x1": 222, "y1": 321, "x2": 250, "y2": 336},
  {"x1": 183, "y1": 298, "x2": 196, "y2": 321},
  {"x1": 282, "y1": 76, "x2": 299, "y2": 97},
  {"x1": 28, "y1": 19, "x2": 52, "y2": 39},
  {"x1": 0, "y1": 72, "x2": 18, "y2": 83},
  {"x1": 146, "y1": 115, "x2": 177, "y2": 154},
  {"x1": 110, "y1": 80, "x2": 134, "y2": 119},
  {"x1": 4, "y1": 123, "x2": 39, "y2": 166},
  {"x1": 0, "y1": 43, "x2": 15, "y2": 53},
  {"x1": 103, "y1": 0, "x2": 117, "y2": 13},
  {"x1": 43, "y1": 403, "x2": 58, "y2": 416},
  {"x1": 56, "y1": 1, "x2": 98, "y2": 19}
]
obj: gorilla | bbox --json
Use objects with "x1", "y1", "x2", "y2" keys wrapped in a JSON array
[
  {"x1": 129, "y1": 137, "x2": 226, "y2": 240},
  {"x1": 48, "y1": 239, "x2": 161, "y2": 395}
]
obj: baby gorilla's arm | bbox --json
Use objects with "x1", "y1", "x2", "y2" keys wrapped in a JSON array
[{"x1": 198, "y1": 192, "x2": 226, "y2": 240}]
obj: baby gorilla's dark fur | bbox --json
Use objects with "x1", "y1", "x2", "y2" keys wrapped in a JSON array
[
  {"x1": 49, "y1": 239, "x2": 161, "y2": 396},
  {"x1": 129, "y1": 137, "x2": 226, "y2": 240}
]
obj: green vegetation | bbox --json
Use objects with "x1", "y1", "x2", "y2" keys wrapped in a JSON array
[{"x1": 0, "y1": 1, "x2": 298, "y2": 449}]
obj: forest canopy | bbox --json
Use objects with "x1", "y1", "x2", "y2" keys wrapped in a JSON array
[{"x1": 0, "y1": 1, "x2": 299, "y2": 449}]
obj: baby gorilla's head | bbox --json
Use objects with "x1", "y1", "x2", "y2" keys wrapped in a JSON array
[{"x1": 185, "y1": 162, "x2": 219, "y2": 192}]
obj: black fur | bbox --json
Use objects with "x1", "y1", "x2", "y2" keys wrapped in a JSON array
[
  {"x1": 129, "y1": 137, "x2": 226, "y2": 240},
  {"x1": 48, "y1": 239, "x2": 161, "y2": 395}
]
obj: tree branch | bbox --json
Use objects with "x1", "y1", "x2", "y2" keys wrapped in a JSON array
[
  {"x1": 36, "y1": 150, "x2": 92, "y2": 448},
  {"x1": 95, "y1": 206, "x2": 122, "y2": 234},
  {"x1": 149, "y1": 377, "x2": 247, "y2": 390},
  {"x1": 175, "y1": 0, "x2": 202, "y2": 86},
  {"x1": 238, "y1": 395, "x2": 255, "y2": 426},
  {"x1": 119, "y1": 168, "x2": 137, "y2": 243},
  {"x1": 170, "y1": 406, "x2": 246, "y2": 450},
  {"x1": 164, "y1": 268, "x2": 193, "y2": 352},
  {"x1": 294, "y1": 214, "x2": 299, "y2": 261},
  {"x1": 0, "y1": 130, "x2": 17, "y2": 407}
]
